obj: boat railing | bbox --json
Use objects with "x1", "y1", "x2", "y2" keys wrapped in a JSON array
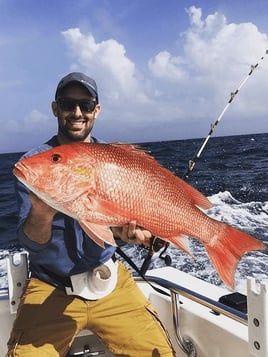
[{"x1": 144, "y1": 274, "x2": 268, "y2": 357}]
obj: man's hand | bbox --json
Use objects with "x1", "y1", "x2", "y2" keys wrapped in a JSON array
[
  {"x1": 28, "y1": 192, "x2": 57, "y2": 217},
  {"x1": 23, "y1": 192, "x2": 58, "y2": 244},
  {"x1": 111, "y1": 221, "x2": 152, "y2": 247}
]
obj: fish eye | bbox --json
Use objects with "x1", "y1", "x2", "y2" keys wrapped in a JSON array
[{"x1": 51, "y1": 154, "x2": 62, "y2": 162}]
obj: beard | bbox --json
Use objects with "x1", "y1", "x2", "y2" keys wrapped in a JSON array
[
  {"x1": 58, "y1": 125, "x2": 93, "y2": 142},
  {"x1": 58, "y1": 114, "x2": 94, "y2": 142}
]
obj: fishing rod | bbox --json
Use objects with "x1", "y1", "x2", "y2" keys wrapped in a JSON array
[{"x1": 183, "y1": 49, "x2": 268, "y2": 180}]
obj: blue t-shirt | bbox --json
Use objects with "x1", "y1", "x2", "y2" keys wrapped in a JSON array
[{"x1": 15, "y1": 136, "x2": 116, "y2": 289}]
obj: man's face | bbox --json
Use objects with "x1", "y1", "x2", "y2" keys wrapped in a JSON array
[{"x1": 52, "y1": 83, "x2": 101, "y2": 144}]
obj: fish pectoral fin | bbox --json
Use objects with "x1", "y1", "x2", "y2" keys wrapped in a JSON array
[
  {"x1": 168, "y1": 235, "x2": 195, "y2": 258},
  {"x1": 86, "y1": 194, "x2": 125, "y2": 218},
  {"x1": 79, "y1": 221, "x2": 116, "y2": 248}
]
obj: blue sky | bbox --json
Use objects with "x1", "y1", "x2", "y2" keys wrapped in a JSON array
[{"x1": 0, "y1": 0, "x2": 268, "y2": 152}]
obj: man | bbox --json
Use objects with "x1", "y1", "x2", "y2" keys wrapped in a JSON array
[{"x1": 8, "y1": 72, "x2": 176, "y2": 356}]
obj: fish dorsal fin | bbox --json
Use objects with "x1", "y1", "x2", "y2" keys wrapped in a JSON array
[
  {"x1": 111, "y1": 142, "x2": 145, "y2": 153},
  {"x1": 110, "y1": 143, "x2": 157, "y2": 163},
  {"x1": 177, "y1": 178, "x2": 212, "y2": 210},
  {"x1": 79, "y1": 221, "x2": 116, "y2": 247}
]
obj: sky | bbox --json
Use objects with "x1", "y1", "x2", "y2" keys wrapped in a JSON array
[{"x1": 0, "y1": 0, "x2": 268, "y2": 153}]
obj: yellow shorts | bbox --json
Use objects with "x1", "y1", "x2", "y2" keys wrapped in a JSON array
[{"x1": 7, "y1": 261, "x2": 176, "y2": 356}]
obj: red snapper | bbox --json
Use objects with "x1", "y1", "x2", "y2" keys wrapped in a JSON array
[{"x1": 13, "y1": 142, "x2": 266, "y2": 288}]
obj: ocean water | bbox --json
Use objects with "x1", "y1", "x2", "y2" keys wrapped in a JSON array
[{"x1": 0, "y1": 133, "x2": 267, "y2": 292}]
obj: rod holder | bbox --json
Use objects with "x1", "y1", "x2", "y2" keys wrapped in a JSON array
[
  {"x1": 247, "y1": 277, "x2": 268, "y2": 357},
  {"x1": 6, "y1": 252, "x2": 28, "y2": 314}
]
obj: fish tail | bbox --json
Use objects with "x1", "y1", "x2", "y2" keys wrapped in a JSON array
[{"x1": 204, "y1": 225, "x2": 266, "y2": 289}]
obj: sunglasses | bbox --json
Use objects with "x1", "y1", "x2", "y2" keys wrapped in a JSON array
[{"x1": 57, "y1": 98, "x2": 97, "y2": 113}]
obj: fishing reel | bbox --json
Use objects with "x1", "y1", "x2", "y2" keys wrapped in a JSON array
[{"x1": 140, "y1": 236, "x2": 172, "y2": 275}]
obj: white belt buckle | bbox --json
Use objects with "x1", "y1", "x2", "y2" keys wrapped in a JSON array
[{"x1": 65, "y1": 259, "x2": 118, "y2": 300}]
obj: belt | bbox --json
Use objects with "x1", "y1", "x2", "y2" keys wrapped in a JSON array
[{"x1": 40, "y1": 255, "x2": 117, "y2": 289}]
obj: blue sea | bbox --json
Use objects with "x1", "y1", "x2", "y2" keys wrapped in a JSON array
[{"x1": 0, "y1": 133, "x2": 267, "y2": 292}]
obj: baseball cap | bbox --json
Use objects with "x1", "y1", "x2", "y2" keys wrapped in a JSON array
[{"x1": 55, "y1": 72, "x2": 98, "y2": 102}]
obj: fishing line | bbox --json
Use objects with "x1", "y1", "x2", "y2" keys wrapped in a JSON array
[{"x1": 183, "y1": 49, "x2": 268, "y2": 180}]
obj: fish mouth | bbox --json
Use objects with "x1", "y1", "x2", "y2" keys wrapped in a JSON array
[
  {"x1": 13, "y1": 161, "x2": 31, "y2": 183},
  {"x1": 13, "y1": 162, "x2": 25, "y2": 179}
]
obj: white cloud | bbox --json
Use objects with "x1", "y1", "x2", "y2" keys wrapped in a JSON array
[
  {"x1": 62, "y1": 28, "x2": 147, "y2": 103},
  {"x1": 0, "y1": 109, "x2": 56, "y2": 152},
  {"x1": 149, "y1": 6, "x2": 268, "y2": 81},
  {"x1": 183, "y1": 6, "x2": 268, "y2": 71},
  {"x1": 147, "y1": 6, "x2": 268, "y2": 123},
  {"x1": 186, "y1": 6, "x2": 204, "y2": 28},
  {"x1": 24, "y1": 109, "x2": 51, "y2": 129},
  {"x1": 3, "y1": 109, "x2": 53, "y2": 135},
  {"x1": 148, "y1": 51, "x2": 187, "y2": 81}
]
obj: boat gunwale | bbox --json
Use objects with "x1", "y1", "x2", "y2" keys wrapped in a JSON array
[{"x1": 144, "y1": 275, "x2": 248, "y2": 326}]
